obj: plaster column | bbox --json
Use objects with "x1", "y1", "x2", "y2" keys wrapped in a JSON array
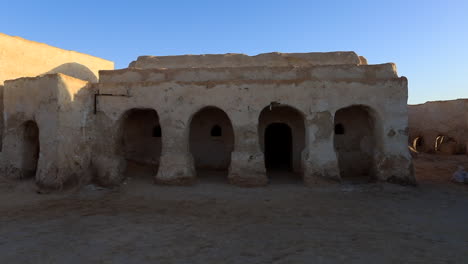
[
  {"x1": 374, "y1": 125, "x2": 416, "y2": 185},
  {"x1": 90, "y1": 111, "x2": 127, "y2": 186},
  {"x1": 155, "y1": 118, "x2": 195, "y2": 185},
  {"x1": 302, "y1": 111, "x2": 340, "y2": 185},
  {"x1": 228, "y1": 111, "x2": 267, "y2": 187}
]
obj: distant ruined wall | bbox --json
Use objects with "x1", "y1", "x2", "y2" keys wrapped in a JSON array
[
  {"x1": 408, "y1": 99, "x2": 468, "y2": 154},
  {"x1": 0, "y1": 33, "x2": 114, "y2": 84}
]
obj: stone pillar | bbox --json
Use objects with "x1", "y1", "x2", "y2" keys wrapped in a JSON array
[
  {"x1": 374, "y1": 125, "x2": 416, "y2": 185},
  {"x1": 228, "y1": 112, "x2": 267, "y2": 187},
  {"x1": 91, "y1": 112, "x2": 127, "y2": 186},
  {"x1": 302, "y1": 111, "x2": 340, "y2": 185},
  {"x1": 155, "y1": 118, "x2": 195, "y2": 185}
]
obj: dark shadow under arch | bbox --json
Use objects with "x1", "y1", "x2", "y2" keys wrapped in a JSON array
[
  {"x1": 21, "y1": 120, "x2": 40, "y2": 179},
  {"x1": 258, "y1": 104, "x2": 305, "y2": 182},
  {"x1": 118, "y1": 108, "x2": 161, "y2": 180},
  {"x1": 264, "y1": 123, "x2": 293, "y2": 170},
  {"x1": 189, "y1": 106, "x2": 234, "y2": 181},
  {"x1": 334, "y1": 105, "x2": 376, "y2": 182}
]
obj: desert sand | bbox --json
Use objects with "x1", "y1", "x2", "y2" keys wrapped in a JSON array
[{"x1": 0, "y1": 153, "x2": 467, "y2": 264}]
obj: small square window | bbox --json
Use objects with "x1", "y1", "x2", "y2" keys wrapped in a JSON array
[
  {"x1": 211, "y1": 125, "x2": 222, "y2": 137},
  {"x1": 335, "y1": 123, "x2": 344, "y2": 135}
]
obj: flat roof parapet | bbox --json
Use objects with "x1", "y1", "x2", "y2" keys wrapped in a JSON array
[
  {"x1": 128, "y1": 52, "x2": 363, "y2": 69},
  {"x1": 100, "y1": 63, "x2": 399, "y2": 84}
]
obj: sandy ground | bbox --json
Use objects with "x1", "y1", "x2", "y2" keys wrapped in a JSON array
[{"x1": 1, "y1": 153, "x2": 468, "y2": 264}]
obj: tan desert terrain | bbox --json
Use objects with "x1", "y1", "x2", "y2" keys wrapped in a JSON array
[{"x1": 0, "y1": 153, "x2": 467, "y2": 264}]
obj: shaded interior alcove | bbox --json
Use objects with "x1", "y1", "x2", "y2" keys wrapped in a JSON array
[
  {"x1": 21, "y1": 120, "x2": 40, "y2": 179},
  {"x1": 189, "y1": 107, "x2": 234, "y2": 180},
  {"x1": 334, "y1": 105, "x2": 376, "y2": 181},
  {"x1": 118, "y1": 108, "x2": 161, "y2": 179}
]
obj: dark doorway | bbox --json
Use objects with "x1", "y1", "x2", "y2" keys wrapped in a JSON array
[
  {"x1": 264, "y1": 123, "x2": 292, "y2": 171},
  {"x1": 22, "y1": 121, "x2": 40, "y2": 178}
]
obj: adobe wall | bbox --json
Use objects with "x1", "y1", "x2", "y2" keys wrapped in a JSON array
[
  {"x1": 128, "y1": 52, "x2": 363, "y2": 69},
  {"x1": 2, "y1": 74, "x2": 92, "y2": 188},
  {"x1": 0, "y1": 52, "x2": 414, "y2": 189},
  {"x1": 0, "y1": 33, "x2": 114, "y2": 84},
  {"x1": 99, "y1": 63, "x2": 397, "y2": 83},
  {"x1": 408, "y1": 99, "x2": 468, "y2": 154},
  {"x1": 91, "y1": 59, "x2": 413, "y2": 186}
]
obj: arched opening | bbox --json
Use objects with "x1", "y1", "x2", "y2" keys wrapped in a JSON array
[
  {"x1": 435, "y1": 135, "x2": 457, "y2": 154},
  {"x1": 334, "y1": 105, "x2": 376, "y2": 182},
  {"x1": 189, "y1": 107, "x2": 234, "y2": 181},
  {"x1": 259, "y1": 104, "x2": 305, "y2": 182},
  {"x1": 412, "y1": 136, "x2": 424, "y2": 152},
  {"x1": 21, "y1": 121, "x2": 40, "y2": 179},
  {"x1": 119, "y1": 109, "x2": 161, "y2": 180}
]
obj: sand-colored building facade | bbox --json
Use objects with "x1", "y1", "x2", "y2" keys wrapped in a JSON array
[
  {"x1": 0, "y1": 34, "x2": 415, "y2": 189},
  {"x1": 0, "y1": 33, "x2": 114, "y2": 84}
]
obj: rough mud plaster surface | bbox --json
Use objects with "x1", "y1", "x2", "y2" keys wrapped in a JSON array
[
  {"x1": 0, "y1": 154, "x2": 467, "y2": 263},
  {"x1": 129, "y1": 52, "x2": 363, "y2": 69},
  {"x1": 92, "y1": 74, "x2": 411, "y2": 186},
  {"x1": 409, "y1": 99, "x2": 468, "y2": 154},
  {"x1": 0, "y1": 33, "x2": 114, "y2": 84},
  {"x1": 310, "y1": 111, "x2": 333, "y2": 140},
  {"x1": 100, "y1": 63, "x2": 398, "y2": 83},
  {"x1": 2, "y1": 74, "x2": 91, "y2": 188},
  {"x1": 1, "y1": 51, "x2": 413, "y2": 188}
]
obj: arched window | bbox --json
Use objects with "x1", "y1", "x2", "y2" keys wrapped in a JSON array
[
  {"x1": 152, "y1": 125, "x2": 162, "y2": 137},
  {"x1": 211, "y1": 125, "x2": 222, "y2": 137},
  {"x1": 335, "y1": 123, "x2": 345, "y2": 135}
]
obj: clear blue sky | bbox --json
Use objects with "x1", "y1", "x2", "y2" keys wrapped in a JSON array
[{"x1": 1, "y1": 0, "x2": 467, "y2": 104}]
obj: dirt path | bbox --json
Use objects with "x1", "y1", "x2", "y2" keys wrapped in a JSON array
[{"x1": 1, "y1": 154, "x2": 467, "y2": 264}]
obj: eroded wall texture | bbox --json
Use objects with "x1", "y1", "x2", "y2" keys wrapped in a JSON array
[
  {"x1": 1, "y1": 50, "x2": 415, "y2": 189},
  {"x1": 2, "y1": 74, "x2": 92, "y2": 188},
  {"x1": 409, "y1": 99, "x2": 468, "y2": 154},
  {"x1": 91, "y1": 52, "x2": 414, "y2": 187}
]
